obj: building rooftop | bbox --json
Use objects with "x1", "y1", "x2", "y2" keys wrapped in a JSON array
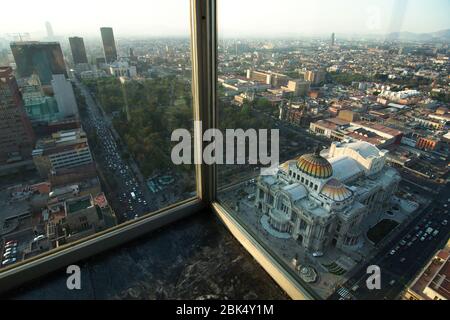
[
  {"x1": 66, "y1": 196, "x2": 92, "y2": 215},
  {"x1": 408, "y1": 248, "x2": 450, "y2": 300},
  {"x1": 33, "y1": 129, "x2": 88, "y2": 156}
]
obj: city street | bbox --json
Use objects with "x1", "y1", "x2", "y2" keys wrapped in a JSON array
[
  {"x1": 329, "y1": 183, "x2": 450, "y2": 300},
  {"x1": 74, "y1": 78, "x2": 156, "y2": 222}
]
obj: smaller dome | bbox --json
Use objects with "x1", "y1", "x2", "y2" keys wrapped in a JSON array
[
  {"x1": 320, "y1": 178, "x2": 352, "y2": 202},
  {"x1": 279, "y1": 161, "x2": 291, "y2": 173}
]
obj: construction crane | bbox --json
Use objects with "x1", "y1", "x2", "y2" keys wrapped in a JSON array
[{"x1": 6, "y1": 33, "x2": 30, "y2": 42}]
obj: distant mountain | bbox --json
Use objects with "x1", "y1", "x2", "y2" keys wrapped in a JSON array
[{"x1": 385, "y1": 29, "x2": 450, "y2": 42}]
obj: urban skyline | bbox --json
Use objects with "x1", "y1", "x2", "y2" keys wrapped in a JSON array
[
  {"x1": 0, "y1": 0, "x2": 449, "y2": 38},
  {"x1": 0, "y1": 2, "x2": 448, "y2": 301}
]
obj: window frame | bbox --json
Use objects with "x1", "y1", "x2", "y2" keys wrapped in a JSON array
[
  {"x1": 1, "y1": 0, "x2": 316, "y2": 300},
  {"x1": 0, "y1": 0, "x2": 210, "y2": 294},
  {"x1": 203, "y1": 0, "x2": 317, "y2": 299}
]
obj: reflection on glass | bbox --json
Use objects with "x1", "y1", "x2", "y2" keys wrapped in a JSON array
[
  {"x1": 0, "y1": 1, "x2": 195, "y2": 269},
  {"x1": 217, "y1": 0, "x2": 450, "y2": 300}
]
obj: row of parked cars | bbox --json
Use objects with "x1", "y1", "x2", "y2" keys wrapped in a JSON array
[{"x1": 2, "y1": 240, "x2": 18, "y2": 266}]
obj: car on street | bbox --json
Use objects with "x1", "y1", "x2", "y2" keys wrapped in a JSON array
[
  {"x1": 5, "y1": 242, "x2": 18, "y2": 249},
  {"x1": 312, "y1": 252, "x2": 323, "y2": 257},
  {"x1": 33, "y1": 235, "x2": 46, "y2": 242},
  {"x1": 2, "y1": 257, "x2": 17, "y2": 265}
]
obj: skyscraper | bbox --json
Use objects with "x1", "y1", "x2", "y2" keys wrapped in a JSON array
[
  {"x1": 51, "y1": 74, "x2": 79, "y2": 118},
  {"x1": 331, "y1": 32, "x2": 335, "y2": 46},
  {"x1": 100, "y1": 27, "x2": 118, "y2": 63},
  {"x1": 69, "y1": 37, "x2": 88, "y2": 64},
  {"x1": 10, "y1": 41, "x2": 67, "y2": 85},
  {"x1": 45, "y1": 21, "x2": 54, "y2": 38},
  {"x1": 0, "y1": 66, "x2": 35, "y2": 166}
]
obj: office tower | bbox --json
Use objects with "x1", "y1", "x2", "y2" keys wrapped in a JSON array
[
  {"x1": 10, "y1": 41, "x2": 67, "y2": 85},
  {"x1": 45, "y1": 21, "x2": 54, "y2": 38},
  {"x1": 69, "y1": 37, "x2": 88, "y2": 64},
  {"x1": 331, "y1": 32, "x2": 335, "y2": 46},
  {"x1": 51, "y1": 74, "x2": 78, "y2": 117},
  {"x1": 0, "y1": 67, "x2": 35, "y2": 165},
  {"x1": 100, "y1": 27, "x2": 118, "y2": 63}
]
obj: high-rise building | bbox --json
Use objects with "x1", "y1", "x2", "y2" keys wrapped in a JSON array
[
  {"x1": 51, "y1": 74, "x2": 79, "y2": 118},
  {"x1": 331, "y1": 32, "x2": 335, "y2": 46},
  {"x1": 100, "y1": 27, "x2": 118, "y2": 63},
  {"x1": 69, "y1": 37, "x2": 88, "y2": 64},
  {"x1": 0, "y1": 66, "x2": 35, "y2": 166},
  {"x1": 10, "y1": 41, "x2": 67, "y2": 85},
  {"x1": 45, "y1": 21, "x2": 54, "y2": 38},
  {"x1": 22, "y1": 77, "x2": 60, "y2": 124}
]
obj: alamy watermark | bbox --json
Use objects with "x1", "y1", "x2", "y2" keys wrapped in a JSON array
[
  {"x1": 66, "y1": 264, "x2": 81, "y2": 290},
  {"x1": 366, "y1": 265, "x2": 381, "y2": 290},
  {"x1": 171, "y1": 121, "x2": 279, "y2": 166}
]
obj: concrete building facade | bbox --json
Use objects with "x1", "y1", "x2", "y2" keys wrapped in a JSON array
[{"x1": 255, "y1": 141, "x2": 400, "y2": 254}]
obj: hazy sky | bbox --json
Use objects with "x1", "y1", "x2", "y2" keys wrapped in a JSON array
[{"x1": 0, "y1": 0, "x2": 449, "y2": 38}]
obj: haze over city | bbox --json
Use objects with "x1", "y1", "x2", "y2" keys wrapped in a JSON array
[
  {"x1": 0, "y1": 0, "x2": 448, "y2": 303},
  {"x1": 0, "y1": 0, "x2": 449, "y2": 38}
]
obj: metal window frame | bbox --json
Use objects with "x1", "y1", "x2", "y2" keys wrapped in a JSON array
[
  {"x1": 0, "y1": 0, "x2": 212, "y2": 294},
  {"x1": 194, "y1": 0, "x2": 315, "y2": 300},
  {"x1": 1, "y1": 0, "x2": 316, "y2": 300}
]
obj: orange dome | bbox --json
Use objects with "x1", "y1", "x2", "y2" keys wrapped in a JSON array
[
  {"x1": 320, "y1": 178, "x2": 352, "y2": 201},
  {"x1": 296, "y1": 151, "x2": 333, "y2": 179}
]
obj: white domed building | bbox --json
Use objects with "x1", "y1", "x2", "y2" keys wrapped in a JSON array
[{"x1": 255, "y1": 141, "x2": 401, "y2": 253}]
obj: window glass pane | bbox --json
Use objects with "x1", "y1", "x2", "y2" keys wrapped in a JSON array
[
  {"x1": 0, "y1": 0, "x2": 195, "y2": 269},
  {"x1": 217, "y1": 0, "x2": 449, "y2": 299}
]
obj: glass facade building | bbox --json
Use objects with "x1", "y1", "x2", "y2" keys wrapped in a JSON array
[
  {"x1": 69, "y1": 37, "x2": 88, "y2": 65},
  {"x1": 100, "y1": 27, "x2": 118, "y2": 63},
  {"x1": 10, "y1": 42, "x2": 67, "y2": 85}
]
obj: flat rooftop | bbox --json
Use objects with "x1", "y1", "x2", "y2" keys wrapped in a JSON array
[
  {"x1": 67, "y1": 197, "x2": 92, "y2": 214},
  {"x1": 409, "y1": 249, "x2": 450, "y2": 300}
]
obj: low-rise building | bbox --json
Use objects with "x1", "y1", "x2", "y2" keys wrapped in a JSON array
[
  {"x1": 46, "y1": 193, "x2": 117, "y2": 247},
  {"x1": 109, "y1": 61, "x2": 137, "y2": 78},
  {"x1": 403, "y1": 244, "x2": 450, "y2": 300},
  {"x1": 32, "y1": 129, "x2": 94, "y2": 178}
]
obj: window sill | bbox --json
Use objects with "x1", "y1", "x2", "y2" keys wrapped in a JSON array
[{"x1": 4, "y1": 208, "x2": 288, "y2": 300}]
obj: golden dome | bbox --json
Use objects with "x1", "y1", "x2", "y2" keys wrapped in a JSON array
[
  {"x1": 320, "y1": 178, "x2": 352, "y2": 201},
  {"x1": 296, "y1": 148, "x2": 333, "y2": 179}
]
